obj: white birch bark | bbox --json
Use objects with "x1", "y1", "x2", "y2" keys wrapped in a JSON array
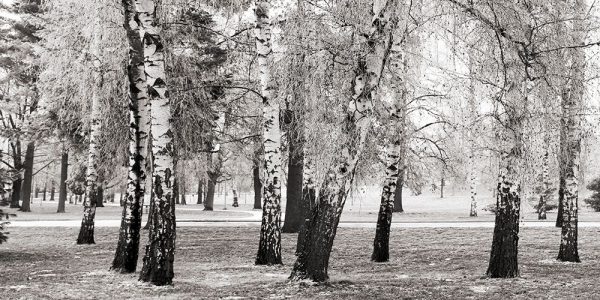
[
  {"x1": 467, "y1": 59, "x2": 478, "y2": 217},
  {"x1": 136, "y1": 0, "x2": 176, "y2": 285},
  {"x1": 255, "y1": 0, "x2": 283, "y2": 265},
  {"x1": 558, "y1": 0, "x2": 584, "y2": 262},
  {"x1": 76, "y1": 6, "x2": 102, "y2": 244}
]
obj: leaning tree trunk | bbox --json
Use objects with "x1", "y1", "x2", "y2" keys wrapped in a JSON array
[
  {"x1": 57, "y1": 150, "x2": 68, "y2": 213},
  {"x1": 255, "y1": 0, "x2": 283, "y2": 266},
  {"x1": 290, "y1": 0, "x2": 397, "y2": 281},
  {"x1": 137, "y1": 0, "x2": 176, "y2": 286},
  {"x1": 112, "y1": 0, "x2": 150, "y2": 273},
  {"x1": 20, "y1": 141, "x2": 35, "y2": 212},
  {"x1": 372, "y1": 34, "x2": 408, "y2": 262},
  {"x1": 558, "y1": 4, "x2": 584, "y2": 261},
  {"x1": 76, "y1": 10, "x2": 102, "y2": 244}
]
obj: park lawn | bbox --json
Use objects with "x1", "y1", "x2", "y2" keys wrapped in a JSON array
[{"x1": 2, "y1": 226, "x2": 600, "y2": 299}]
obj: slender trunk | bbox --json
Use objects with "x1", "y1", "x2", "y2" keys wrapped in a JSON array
[
  {"x1": 291, "y1": 0, "x2": 397, "y2": 281},
  {"x1": 50, "y1": 182, "x2": 55, "y2": 201},
  {"x1": 232, "y1": 189, "x2": 239, "y2": 207},
  {"x1": 558, "y1": 3, "x2": 584, "y2": 260},
  {"x1": 34, "y1": 187, "x2": 38, "y2": 198},
  {"x1": 57, "y1": 150, "x2": 68, "y2": 213},
  {"x1": 196, "y1": 178, "x2": 203, "y2": 204},
  {"x1": 76, "y1": 4, "x2": 102, "y2": 244},
  {"x1": 538, "y1": 149, "x2": 549, "y2": 220},
  {"x1": 253, "y1": 152, "x2": 262, "y2": 210},
  {"x1": 440, "y1": 168, "x2": 445, "y2": 199},
  {"x1": 42, "y1": 182, "x2": 47, "y2": 202},
  {"x1": 255, "y1": 0, "x2": 283, "y2": 265},
  {"x1": 137, "y1": 0, "x2": 176, "y2": 286},
  {"x1": 173, "y1": 177, "x2": 179, "y2": 205},
  {"x1": 20, "y1": 141, "x2": 35, "y2": 212}
]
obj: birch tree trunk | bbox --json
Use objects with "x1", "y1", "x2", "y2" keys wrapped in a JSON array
[
  {"x1": 137, "y1": 0, "x2": 176, "y2": 286},
  {"x1": 255, "y1": 0, "x2": 283, "y2": 265},
  {"x1": 467, "y1": 63, "x2": 478, "y2": 217},
  {"x1": 76, "y1": 8, "x2": 102, "y2": 244},
  {"x1": 111, "y1": 0, "x2": 150, "y2": 273},
  {"x1": 486, "y1": 69, "x2": 528, "y2": 278},
  {"x1": 558, "y1": 0, "x2": 584, "y2": 262},
  {"x1": 372, "y1": 28, "x2": 408, "y2": 262},
  {"x1": 538, "y1": 138, "x2": 550, "y2": 220},
  {"x1": 290, "y1": 0, "x2": 398, "y2": 281}
]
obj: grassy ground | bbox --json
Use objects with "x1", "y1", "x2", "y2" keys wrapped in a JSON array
[{"x1": 2, "y1": 226, "x2": 600, "y2": 299}]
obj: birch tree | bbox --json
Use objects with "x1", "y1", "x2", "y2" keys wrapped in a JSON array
[
  {"x1": 290, "y1": 0, "x2": 398, "y2": 281},
  {"x1": 136, "y1": 0, "x2": 176, "y2": 286},
  {"x1": 76, "y1": 4, "x2": 103, "y2": 245},
  {"x1": 254, "y1": 0, "x2": 283, "y2": 266},
  {"x1": 111, "y1": 0, "x2": 151, "y2": 273},
  {"x1": 557, "y1": 0, "x2": 586, "y2": 263}
]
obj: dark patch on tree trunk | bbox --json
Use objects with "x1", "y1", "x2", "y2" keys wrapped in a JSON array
[
  {"x1": 282, "y1": 137, "x2": 303, "y2": 233},
  {"x1": 290, "y1": 196, "x2": 342, "y2": 282},
  {"x1": 486, "y1": 183, "x2": 520, "y2": 278},
  {"x1": 393, "y1": 168, "x2": 404, "y2": 213},
  {"x1": 253, "y1": 164, "x2": 262, "y2": 209},
  {"x1": 57, "y1": 151, "x2": 68, "y2": 213},
  {"x1": 196, "y1": 178, "x2": 203, "y2": 204},
  {"x1": 204, "y1": 172, "x2": 216, "y2": 211},
  {"x1": 20, "y1": 142, "x2": 35, "y2": 212}
]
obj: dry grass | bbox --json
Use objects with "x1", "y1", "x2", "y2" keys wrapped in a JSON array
[{"x1": 2, "y1": 225, "x2": 600, "y2": 299}]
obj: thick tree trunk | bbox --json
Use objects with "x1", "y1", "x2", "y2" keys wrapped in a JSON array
[
  {"x1": 20, "y1": 141, "x2": 35, "y2": 212},
  {"x1": 57, "y1": 150, "x2": 68, "y2": 213},
  {"x1": 204, "y1": 172, "x2": 216, "y2": 211},
  {"x1": 10, "y1": 140, "x2": 22, "y2": 208},
  {"x1": 255, "y1": 0, "x2": 283, "y2": 266},
  {"x1": 137, "y1": 0, "x2": 176, "y2": 286},
  {"x1": 112, "y1": 0, "x2": 150, "y2": 273},
  {"x1": 282, "y1": 121, "x2": 303, "y2": 233},
  {"x1": 96, "y1": 185, "x2": 105, "y2": 207},
  {"x1": 295, "y1": 158, "x2": 316, "y2": 254},
  {"x1": 291, "y1": 0, "x2": 397, "y2": 281},
  {"x1": 486, "y1": 84, "x2": 525, "y2": 279}
]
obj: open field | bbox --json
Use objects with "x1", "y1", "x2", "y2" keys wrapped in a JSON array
[
  {"x1": 2, "y1": 226, "x2": 600, "y2": 299},
  {"x1": 6, "y1": 190, "x2": 600, "y2": 224}
]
